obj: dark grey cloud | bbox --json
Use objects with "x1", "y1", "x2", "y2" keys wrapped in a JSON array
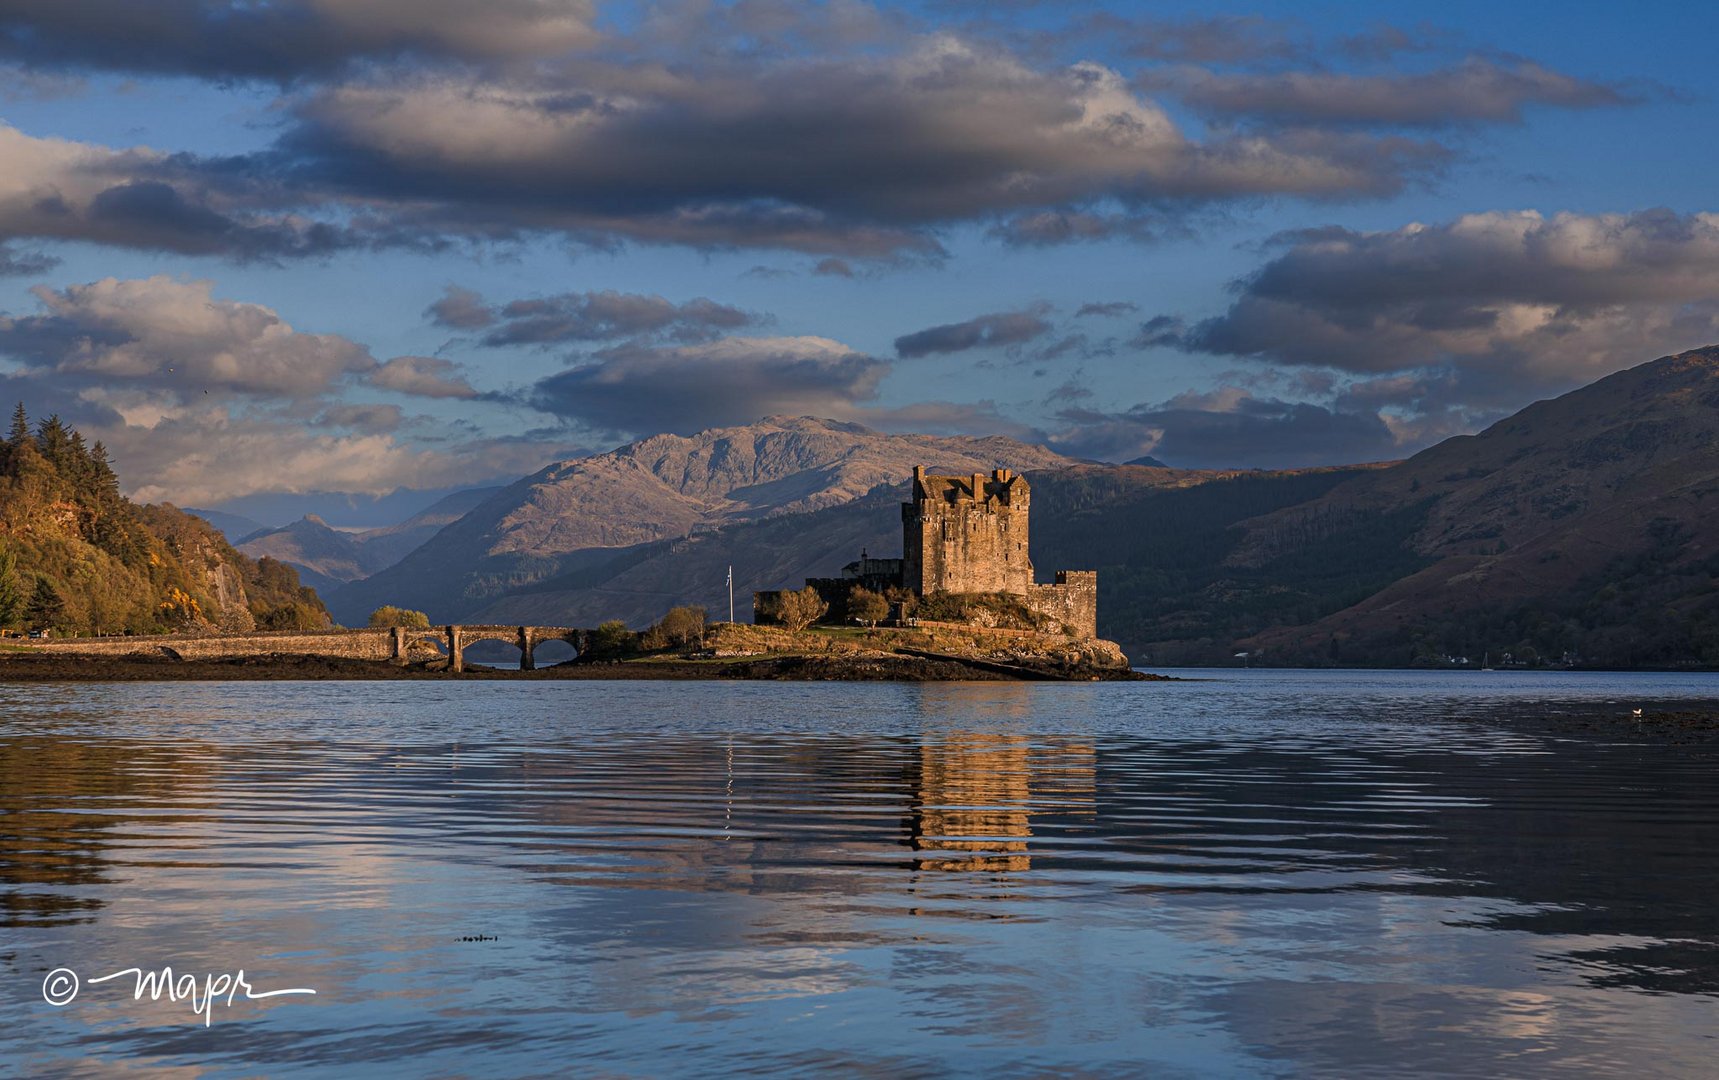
[
  {"x1": 1153, "y1": 208, "x2": 1719, "y2": 440},
  {"x1": 425, "y1": 285, "x2": 493, "y2": 329},
  {"x1": 813, "y1": 258, "x2": 856, "y2": 278},
  {"x1": 0, "y1": 124, "x2": 390, "y2": 261},
  {"x1": 0, "y1": 244, "x2": 56, "y2": 276},
  {"x1": 0, "y1": 7, "x2": 1633, "y2": 263},
  {"x1": 1334, "y1": 24, "x2": 1453, "y2": 62},
  {"x1": 1160, "y1": 58, "x2": 1633, "y2": 127},
  {"x1": 429, "y1": 287, "x2": 760, "y2": 346},
  {"x1": 1102, "y1": 14, "x2": 1308, "y2": 64},
  {"x1": 531, "y1": 336, "x2": 888, "y2": 436},
  {"x1": 1051, "y1": 389, "x2": 1403, "y2": 469},
  {"x1": 259, "y1": 40, "x2": 1451, "y2": 258},
  {"x1": 0, "y1": 0, "x2": 599, "y2": 82},
  {"x1": 986, "y1": 209, "x2": 1174, "y2": 247},
  {"x1": 1076, "y1": 300, "x2": 1138, "y2": 318},
  {"x1": 895, "y1": 308, "x2": 1054, "y2": 358},
  {"x1": 1133, "y1": 314, "x2": 1187, "y2": 347},
  {"x1": 315, "y1": 403, "x2": 405, "y2": 432},
  {"x1": 1183, "y1": 208, "x2": 1719, "y2": 382},
  {"x1": 0, "y1": 64, "x2": 87, "y2": 101},
  {"x1": 1032, "y1": 333, "x2": 1110, "y2": 363}
]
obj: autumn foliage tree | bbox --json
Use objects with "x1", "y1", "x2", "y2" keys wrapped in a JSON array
[
  {"x1": 646, "y1": 601, "x2": 708, "y2": 646},
  {"x1": 847, "y1": 586, "x2": 888, "y2": 627},
  {"x1": 777, "y1": 586, "x2": 829, "y2": 631}
]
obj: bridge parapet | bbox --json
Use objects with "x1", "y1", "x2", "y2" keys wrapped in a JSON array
[{"x1": 20, "y1": 624, "x2": 592, "y2": 672}]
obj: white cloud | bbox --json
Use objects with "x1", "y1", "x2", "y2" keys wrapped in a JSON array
[{"x1": 0, "y1": 275, "x2": 375, "y2": 399}]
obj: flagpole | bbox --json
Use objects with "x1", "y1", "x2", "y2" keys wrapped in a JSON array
[{"x1": 727, "y1": 565, "x2": 734, "y2": 624}]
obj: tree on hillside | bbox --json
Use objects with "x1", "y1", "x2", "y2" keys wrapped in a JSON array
[
  {"x1": 8, "y1": 402, "x2": 27, "y2": 445},
  {"x1": 369, "y1": 605, "x2": 431, "y2": 629},
  {"x1": 778, "y1": 586, "x2": 828, "y2": 631},
  {"x1": 245, "y1": 555, "x2": 329, "y2": 630},
  {"x1": 158, "y1": 586, "x2": 204, "y2": 628},
  {"x1": 657, "y1": 605, "x2": 707, "y2": 647},
  {"x1": 24, "y1": 575, "x2": 65, "y2": 632},
  {"x1": 88, "y1": 441, "x2": 120, "y2": 499},
  {"x1": 848, "y1": 586, "x2": 888, "y2": 627},
  {"x1": 36, "y1": 414, "x2": 71, "y2": 466},
  {"x1": 0, "y1": 550, "x2": 20, "y2": 629}
]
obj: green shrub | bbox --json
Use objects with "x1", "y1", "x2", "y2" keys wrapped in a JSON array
[
  {"x1": 587, "y1": 619, "x2": 639, "y2": 660},
  {"x1": 369, "y1": 605, "x2": 432, "y2": 629}
]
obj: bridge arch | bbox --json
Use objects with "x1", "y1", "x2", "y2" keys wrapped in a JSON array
[{"x1": 382, "y1": 624, "x2": 592, "y2": 672}]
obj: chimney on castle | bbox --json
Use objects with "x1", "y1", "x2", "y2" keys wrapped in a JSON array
[
  {"x1": 913, "y1": 464, "x2": 924, "y2": 488},
  {"x1": 972, "y1": 471, "x2": 985, "y2": 502}
]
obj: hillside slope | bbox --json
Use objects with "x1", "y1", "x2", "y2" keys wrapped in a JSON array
[
  {"x1": 1234, "y1": 347, "x2": 1719, "y2": 665},
  {"x1": 0, "y1": 409, "x2": 328, "y2": 635}
]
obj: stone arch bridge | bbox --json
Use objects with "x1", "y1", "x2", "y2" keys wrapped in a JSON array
[{"x1": 26, "y1": 625, "x2": 595, "y2": 674}]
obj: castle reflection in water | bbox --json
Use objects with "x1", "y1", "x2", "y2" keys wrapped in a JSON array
[{"x1": 911, "y1": 730, "x2": 1094, "y2": 873}]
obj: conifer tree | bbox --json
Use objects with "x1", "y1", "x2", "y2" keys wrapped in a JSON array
[
  {"x1": 8, "y1": 402, "x2": 27, "y2": 445},
  {"x1": 24, "y1": 575, "x2": 64, "y2": 632},
  {"x1": 89, "y1": 441, "x2": 121, "y2": 498},
  {"x1": 36, "y1": 414, "x2": 70, "y2": 466}
]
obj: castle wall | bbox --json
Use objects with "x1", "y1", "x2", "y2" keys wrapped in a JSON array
[{"x1": 1026, "y1": 571, "x2": 1098, "y2": 640}]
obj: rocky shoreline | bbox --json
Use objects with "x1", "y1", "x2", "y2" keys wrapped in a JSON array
[
  {"x1": 0, "y1": 621, "x2": 1155, "y2": 683},
  {"x1": 0, "y1": 649, "x2": 1157, "y2": 683}
]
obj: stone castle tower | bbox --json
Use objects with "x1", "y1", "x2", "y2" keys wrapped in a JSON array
[
  {"x1": 903, "y1": 465, "x2": 1033, "y2": 595},
  {"x1": 756, "y1": 465, "x2": 1098, "y2": 639}
]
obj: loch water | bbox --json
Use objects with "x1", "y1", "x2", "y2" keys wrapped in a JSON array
[{"x1": 2, "y1": 670, "x2": 1718, "y2": 1078}]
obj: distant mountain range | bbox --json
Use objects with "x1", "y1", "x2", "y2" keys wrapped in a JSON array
[
  {"x1": 325, "y1": 416, "x2": 1074, "y2": 624},
  {"x1": 229, "y1": 487, "x2": 500, "y2": 595},
  {"x1": 182, "y1": 507, "x2": 271, "y2": 543},
  {"x1": 214, "y1": 348, "x2": 1719, "y2": 669}
]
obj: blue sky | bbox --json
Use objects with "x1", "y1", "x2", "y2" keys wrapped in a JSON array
[{"x1": 1, "y1": 0, "x2": 1716, "y2": 522}]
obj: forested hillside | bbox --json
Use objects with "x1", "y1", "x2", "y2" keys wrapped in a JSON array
[
  {"x1": 1029, "y1": 464, "x2": 1427, "y2": 664},
  {"x1": 0, "y1": 405, "x2": 328, "y2": 636}
]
